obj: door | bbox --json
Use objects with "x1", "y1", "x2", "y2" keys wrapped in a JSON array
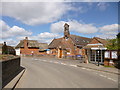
[{"x1": 59, "y1": 49, "x2": 62, "y2": 58}]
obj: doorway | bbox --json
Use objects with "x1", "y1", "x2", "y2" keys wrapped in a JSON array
[{"x1": 59, "y1": 49, "x2": 62, "y2": 58}]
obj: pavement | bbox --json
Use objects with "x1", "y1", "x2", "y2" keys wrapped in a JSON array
[
  {"x1": 3, "y1": 68, "x2": 25, "y2": 89},
  {"x1": 77, "y1": 63, "x2": 119, "y2": 75}
]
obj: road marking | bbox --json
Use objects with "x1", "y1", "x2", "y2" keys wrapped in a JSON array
[
  {"x1": 69, "y1": 64, "x2": 77, "y2": 67},
  {"x1": 107, "y1": 77, "x2": 117, "y2": 82},
  {"x1": 43, "y1": 60, "x2": 46, "y2": 62},
  {"x1": 60, "y1": 62, "x2": 65, "y2": 64},
  {"x1": 98, "y1": 74, "x2": 117, "y2": 82},
  {"x1": 82, "y1": 68, "x2": 86, "y2": 69},
  {"x1": 54, "y1": 61, "x2": 59, "y2": 64},
  {"x1": 62, "y1": 63, "x2": 67, "y2": 65},
  {"x1": 99, "y1": 74, "x2": 107, "y2": 78}
]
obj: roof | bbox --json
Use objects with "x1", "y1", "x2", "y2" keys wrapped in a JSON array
[
  {"x1": 16, "y1": 40, "x2": 39, "y2": 48},
  {"x1": 48, "y1": 38, "x2": 63, "y2": 49},
  {"x1": 39, "y1": 43, "x2": 48, "y2": 51},
  {"x1": 0, "y1": 43, "x2": 3, "y2": 48},
  {"x1": 83, "y1": 37, "x2": 108, "y2": 49},
  {"x1": 90, "y1": 37, "x2": 108, "y2": 46},
  {"x1": 83, "y1": 45, "x2": 105, "y2": 49},
  {"x1": 48, "y1": 35, "x2": 92, "y2": 49},
  {"x1": 7, "y1": 46, "x2": 15, "y2": 50},
  {"x1": 15, "y1": 40, "x2": 48, "y2": 49},
  {"x1": 70, "y1": 35, "x2": 92, "y2": 46}
]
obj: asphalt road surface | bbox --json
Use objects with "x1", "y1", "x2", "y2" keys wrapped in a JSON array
[{"x1": 16, "y1": 57, "x2": 118, "y2": 88}]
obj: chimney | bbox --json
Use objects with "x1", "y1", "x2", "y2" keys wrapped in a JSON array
[
  {"x1": 24, "y1": 37, "x2": 28, "y2": 49},
  {"x1": 4, "y1": 42, "x2": 6, "y2": 45},
  {"x1": 25, "y1": 37, "x2": 28, "y2": 40},
  {"x1": 64, "y1": 23, "x2": 70, "y2": 38}
]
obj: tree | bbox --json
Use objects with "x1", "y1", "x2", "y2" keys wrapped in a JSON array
[
  {"x1": 106, "y1": 38, "x2": 118, "y2": 50},
  {"x1": 106, "y1": 32, "x2": 120, "y2": 50}
]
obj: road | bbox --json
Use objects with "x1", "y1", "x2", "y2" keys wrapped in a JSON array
[{"x1": 16, "y1": 57, "x2": 118, "y2": 88}]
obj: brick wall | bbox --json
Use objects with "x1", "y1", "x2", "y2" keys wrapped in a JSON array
[
  {"x1": 20, "y1": 48, "x2": 39, "y2": 55},
  {"x1": 2, "y1": 57, "x2": 21, "y2": 88}
]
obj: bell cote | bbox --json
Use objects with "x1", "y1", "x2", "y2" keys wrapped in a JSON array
[{"x1": 64, "y1": 23, "x2": 70, "y2": 38}]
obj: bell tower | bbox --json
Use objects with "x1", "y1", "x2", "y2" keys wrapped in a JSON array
[{"x1": 64, "y1": 23, "x2": 70, "y2": 38}]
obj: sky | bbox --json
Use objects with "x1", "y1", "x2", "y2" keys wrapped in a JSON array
[{"x1": 0, "y1": 1, "x2": 119, "y2": 46}]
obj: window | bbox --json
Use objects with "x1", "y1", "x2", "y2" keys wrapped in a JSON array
[
  {"x1": 66, "y1": 48, "x2": 71, "y2": 54},
  {"x1": 79, "y1": 49, "x2": 82, "y2": 54}
]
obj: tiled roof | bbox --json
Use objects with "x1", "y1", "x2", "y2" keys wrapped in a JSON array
[
  {"x1": 89, "y1": 37, "x2": 108, "y2": 46},
  {"x1": 48, "y1": 35, "x2": 92, "y2": 49},
  {"x1": 48, "y1": 38, "x2": 63, "y2": 49},
  {"x1": 83, "y1": 37, "x2": 108, "y2": 49},
  {"x1": 70, "y1": 35, "x2": 92, "y2": 46},
  {"x1": 93, "y1": 37, "x2": 108, "y2": 46}
]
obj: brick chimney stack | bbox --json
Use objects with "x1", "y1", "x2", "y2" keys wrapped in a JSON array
[
  {"x1": 4, "y1": 42, "x2": 6, "y2": 46},
  {"x1": 24, "y1": 37, "x2": 28, "y2": 50},
  {"x1": 25, "y1": 37, "x2": 28, "y2": 40}
]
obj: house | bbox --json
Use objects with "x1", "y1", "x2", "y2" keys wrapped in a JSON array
[
  {"x1": 0, "y1": 42, "x2": 16, "y2": 55},
  {"x1": 83, "y1": 37, "x2": 108, "y2": 64},
  {"x1": 15, "y1": 37, "x2": 48, "y2": 56},
  {"x1": 48, "y1": 23, "x2": 92, "y2": 59}
]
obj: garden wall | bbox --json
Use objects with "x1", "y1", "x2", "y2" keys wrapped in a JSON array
[{"x1": 2, "y1": 57, "x2": 21, "y2": 88}]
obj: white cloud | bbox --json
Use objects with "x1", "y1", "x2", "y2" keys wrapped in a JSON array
[
  {"x1": 51, "y1": 20, "x2": 98, "y2": 34},
  {"x1": 29, "y1": 32, "x2": 62, "y2": 43},
  {"x1": 13, "y1": 32, "x2": 61, "y2": 44},
  {"x1": 96, "y1": 34, "x2": 117, "y2": 39},
  {"x1": 0, "y1": 20, "x2": 62, "y2": 45},
  {"x1": 0, "y1": 20, "x2": 32, "y2": 39},
  {"x1": 97, "y1": 2, "x2": 109, "y2": 11},
  {"x1": 99, "y1": 24, "x2": 118, "y2": 33},
  {"x1": 97, "y1": 24, "x2": 119, "y2": 39},
  {"x1": 2, "y1": 2, "x2": 72, "y2": 25},
  {"x1": 51, "y1": 20, "x2": 119, "y2": 39}
]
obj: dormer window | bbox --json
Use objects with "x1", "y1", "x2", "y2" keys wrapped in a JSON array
[{"x1": 65, "y1": 36, "x2": 69, "y2": 40}]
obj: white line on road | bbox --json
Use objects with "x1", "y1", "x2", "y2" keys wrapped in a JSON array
[
  {"x1": 62, "y1": 63, "x2": 67, "y2": 65},
  {"x1": 43, "y1": 60, "x2": 47, "y2": 62},
  {"x1": 54, "y1": 61, "x2": 59, "y2": 64},
  {"x1": 69, "y1": 64, "x2": 77, "y2": 67},
  {"x1": 82, "y1": 68, "x2": 86, "y2": 69},
  {"x1": 98, "y1": 74, "x2": 117, "y2": 82},
  {"x1": 99, "y1": 74, "x2": 107, "y2": 78}
]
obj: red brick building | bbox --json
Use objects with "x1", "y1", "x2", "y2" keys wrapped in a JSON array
[
  {"x1": 15, "y1": 37, "x2": 48, "y2": 56},
  {"x1": 83, "y1": 37, "x2": 108, "y2": 64},
  {"x1": 48, "y1": 23, "x2": 91, "y2": 59},
  {"x1": 0, "y1": 42, "x2": 16, "y2": 55}
]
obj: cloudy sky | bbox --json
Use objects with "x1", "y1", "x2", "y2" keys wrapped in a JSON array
[{"x1": 0, "y1": 1, "x2": 119, "y2": 46}]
